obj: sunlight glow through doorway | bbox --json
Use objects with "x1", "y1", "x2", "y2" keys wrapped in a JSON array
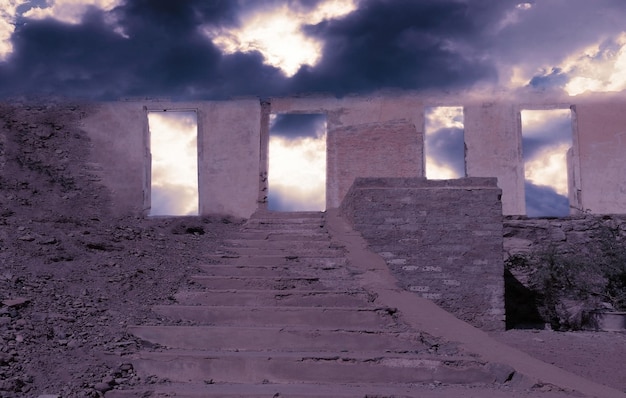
[
  {"x1": 268, "y1": 114, "x2": 327, "y2": 211},
  {"x1": 148, "y1": 111, "x2": 199, "y2": 216},
  {"x1": 521, "y1": 109, "x2": 573, "y2": 217},
  {"x1": 424, "y1": 107, "x2": 465, "y2": 179}
]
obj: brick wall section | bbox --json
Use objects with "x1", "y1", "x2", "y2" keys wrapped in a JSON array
[
  {"x1": 327, "y1": 119, "x2": 423, "y2": 208},
  {"x1": 340, "y1": 177, "x2": 505, "y2": 331}
]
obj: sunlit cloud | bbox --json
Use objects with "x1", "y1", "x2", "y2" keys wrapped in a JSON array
[
  {"x1": 268, "y1": 134, "x2": 326, "y2": 211},
  {"x1": 562, "y1": 34, "x2": 626, "y2": 95},
  {"x1": 23, "y1": 0, "x2": 122, "y2": 24},
  {"x1": 0, "y1": 0, "x2": 125, "y2": 60},
  {"x1": 0, "y1": 0, "x2": 20, "y2": 61},
  {"x1": 521, "y1": 109, "x2": 572, "y2": 216},
  {"x1": 148, "y1": 111, "x2": 198, "y2": 216},
  {"x1": 206, "y1": 0, "x2": 357, "y2": 76},
  {"x1": 521, "y1": 109, "x2": 570, "y2": 137},
  {"x1": 524, "y1": 142, "x2": 570, "y2": 196},
  {"x1": 522, "y1": 33, "x2": 626, "y2": 95}
]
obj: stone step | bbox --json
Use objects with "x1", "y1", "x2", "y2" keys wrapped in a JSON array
[
  {"x1": 152, "y1": 305, "x2": 400, "y2": 329},
  {"x1": 196, "y1": 264, "x2": 351, "y2": 278},
  {"x1": 228, "y1": 231, "x2": 329, "y2": 241},
  {"x1": 129, "y1": 325, "x2": 428, "y2": 352},
  {"x1": 221, "y1": 247, "x2": 344, "y2": 257},
  {"x1": 129, "y1": 350, "x2": 495, "y2": 385},
  {"x1": 174, "y1": 290, "x2": 375, "y2": 307},
  {"x1": 242, "y1": 223, "x2": 326, "y2": 232},
  {"x1": 204, "y1": 254, "x2": 347, "y2": 267},
  {"x1": 249, "y1": 211, "x2": 325, "y2": 220},
  {"x1": 106, "y1": 382, "x2": 534, "y2": 398},
  {"x1": 244, "y1": 219, "x2": 326, "y2": 228},
  {"x1": 190, "y1": 275, "x2": 337, "y2": 290},
  {"x1": 223, "y1": 239, "x2": 337, "y2": 250}
]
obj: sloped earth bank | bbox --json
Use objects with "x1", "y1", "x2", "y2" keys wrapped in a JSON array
[{"x1": 0, "y1": 102, "x2": 624, "y2": 397}]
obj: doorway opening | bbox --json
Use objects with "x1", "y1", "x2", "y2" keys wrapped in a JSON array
[
  {"x1": 268, "y1": 113, "x2": 327, "y2": 211},
  {"x1": 424, "y1": 106, "x2": 465, "y2": 179},
  {"x1": 521, "y1": 109, "x2": 573, "y2": 217},
  {"x1": 147, "y1": 110, "x2": 199, "y2": 216}
]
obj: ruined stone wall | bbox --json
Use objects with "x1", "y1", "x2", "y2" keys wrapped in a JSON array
[
  {"x1": 340, "y1": 177, "x2": 504, "y2": 331},
  {"x1": 80, "y1": 99, "x2": 261, "y2": 218},
  {"x1": 504, "y1": 215, "x2": 626, "y2": 257},
  {"x1": 6, "y1": 91, "x2": 626, "y2": 219},
  {"x1": 269, "y1": 95, "x2": 426, "y2": 208}
]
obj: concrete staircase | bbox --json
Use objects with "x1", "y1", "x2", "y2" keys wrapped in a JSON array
[{"x1": 107, "y1": 211, "x2": 507, "y2": 397}]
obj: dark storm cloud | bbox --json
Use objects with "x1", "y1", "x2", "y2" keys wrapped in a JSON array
[
  {"x1": 528, "y1": 68, "x2": 569, "y2": 89},
  {"x1": 0, "y1": 0, "x2": 540, "y2": 99},
  {"x1": 522, "y1": 112, "x2": 572, "y2": 160},
  {"x1": 425, "y1": 127, "x2": 465, "y2": 177},
  {"x1": 270, "y1": 114, "x2": 326, "y2": 139},
  {"x1": 525, "y1": 182, "x2": 569, "y2": 217},
  {"x1": 0, "y1": 0, "x2": 287, "y2": 99},
  {"x1": 290, "y1": 0, "x2": 516, "y2": 95}
]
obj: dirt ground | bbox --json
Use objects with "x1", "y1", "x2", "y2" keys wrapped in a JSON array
[
  {"x1": 490, "y1": 329, "x2": 626, "y2": 393},
  {"x1": 0, "y1": 102, "x2": 625, "y2": 397}
]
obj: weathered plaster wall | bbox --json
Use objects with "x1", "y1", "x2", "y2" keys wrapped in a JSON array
[
  {"x1": 464, "y1": 103, "x2": 525, "y2": 215},
  {"x1": 78, "y1": 91, "x2": 626, "y2": 218},
  {"x1": 196, "y1": 100, "x2": 261, "y2": 217},
  {"x1": 341, "y1": 177, "x2": 505, "y2": 331},
  {"x1": 81, "y1": 102, "x2": 146, "y2": 216},
  {"x1": 270, "y1": 93, "x2": 626, "y2": 216},
  {"x1": 575, "y1": 100, "x2": 626, "y2": 214},
  {"x1": 81, "y1": 99, "x2": 261, "y2": 218}
]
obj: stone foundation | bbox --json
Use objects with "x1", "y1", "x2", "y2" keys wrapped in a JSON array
[{"x1": 503, "y1": 215, "x2": 626, "y2": 257}]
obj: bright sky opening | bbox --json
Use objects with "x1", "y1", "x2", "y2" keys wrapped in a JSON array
[
  {"x1": 207, "y1": 0, "x2": 357, "y2": 76},
  {"x1": 521, "y1": 109, "x2": 572, "y2": 216},
  {"x1": 148, "y1": 111, "x2": 199, "y2": 216},
  {"x1": 268, "y1": 114, "x2": 327, "y2": 211},
  {"x1": 424, "y1": 106, "x2": 464, "y2": 180},
  {"x1": 524, "y1": 143, "x2": 570, "y2": 196}
]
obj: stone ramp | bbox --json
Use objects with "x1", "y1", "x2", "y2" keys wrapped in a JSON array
[{"x1": 106, "y1": 211, "x2": 618, "y2": 398}]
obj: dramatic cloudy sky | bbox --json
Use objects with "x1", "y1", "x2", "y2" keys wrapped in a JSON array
[
  {"x1": 2, "y1": 0, "x2": 625, "y2": 99},
  {"x1": 2, "y1": 0, "x2": 625, "y2": 214}
]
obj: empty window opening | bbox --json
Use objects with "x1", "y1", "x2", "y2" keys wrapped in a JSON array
[
  {"x1": 521, "y1": 109, "x2": 573, "y2": 217},
  {"x1": 268, "y1": 113, "x2": 327, "y2": 211},
  {"x1": 148, "y1": 111, "x2": 199, "y2": 216},
  {"x1": 424, "y1": 107, "x2": 465, "y2": 179}
]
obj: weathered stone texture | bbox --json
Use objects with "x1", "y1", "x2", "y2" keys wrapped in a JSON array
[
  {"x1": 503, "y1": 215, "x2": 626, "y2": 256},
  {"x1": 341, "y1": 177, "x2": 504, "y2": 331},
  {"x1": 327, "y1": 119, "x2": 423, "y2": 208}
]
